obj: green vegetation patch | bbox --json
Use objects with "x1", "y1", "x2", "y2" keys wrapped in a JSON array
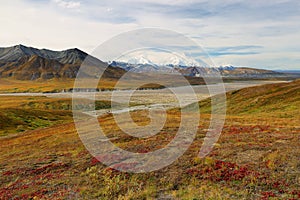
[
  {"x1": 0, "y1": 108, "x2": 73, "y2": 136},
  {"x1": 188, "y1": 79, "x2": 300, "y2": 117}
]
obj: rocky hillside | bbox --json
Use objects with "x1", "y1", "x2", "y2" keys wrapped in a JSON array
[{"x1": 0, "y1": 45, "x2": 125, "y2": 80}]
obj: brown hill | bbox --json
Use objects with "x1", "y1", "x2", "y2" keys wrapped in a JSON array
[
  {"x1": 197, "y1": 79, "x2": 300, "y2": 116},
  {"x1": 0, "y1": 45, "x2": 125, "y2": 80},
  {"x1": 179, "y1": 66, "x2": 284, "y2": 78}
]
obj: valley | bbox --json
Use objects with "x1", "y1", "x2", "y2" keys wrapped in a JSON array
[
  {"x1": 0, "y1": 45, "x2": 299, "y2": 200},
  {"x1": 0, "y1": 80, "x2": 299, "y2": 199},
  {"x1": 1, "y1": 1, "x2": 300, "y2": 199}
]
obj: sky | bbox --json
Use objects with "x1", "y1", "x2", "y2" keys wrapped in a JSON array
[{"x1": 1, "y1": 0, "x2": 300, "y2": 69}]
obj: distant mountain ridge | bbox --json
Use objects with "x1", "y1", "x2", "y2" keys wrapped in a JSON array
[
  {"x1": 0, "y1": 45, "x2": 125, "y2": 80},
  {"x1": 117, "y1": 53, "x2": 200, "y2": 67},
  {"x1": 0, "y1": 44, "x2": 287, "y2": 80},
  {"x1": 110, "y1": 60, "x2": 285, "y2": 78}
]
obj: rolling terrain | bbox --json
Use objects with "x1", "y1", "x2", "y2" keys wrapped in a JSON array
[
  {"x1": 0, "y1": 80, "x2": 299, "y2": 199},
  {"x1": 0, "y1": 95, "x2": 113, "y2": 136},
  {"x1": 198, "y1": 79, "x2": 300, "y2": 116}
]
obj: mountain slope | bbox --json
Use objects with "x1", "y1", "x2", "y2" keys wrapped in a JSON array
[
  {"x1": 179, "y1": 66, "x2": 284, "y2": 77},
  {"x1": 219, "y1": 66, "x2": 284, "y2": 77},
  {"x1": 198, "y1": 79, "x2": 300, "y2": 115},
  {"x1": 0, "y1": 45, "x2": 87, "y2": 64},
  {"x1": 0, "y1": 45, "x2": 125, "y2": 80}
]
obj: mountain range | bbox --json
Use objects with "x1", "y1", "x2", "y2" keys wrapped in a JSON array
[
  {"x1": 0, "y1": 45, "x2": 125, "y2": 80},
  {"x1": 0, "y1": 45, "x2": 286, "y2": 80},
  {"x1": 109, "y1": 61, "x2": 285, "y2": 78}
]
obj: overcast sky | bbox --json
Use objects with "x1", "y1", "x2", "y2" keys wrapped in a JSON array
[{"x1": 1, "y1": 0, "x2": 300, "y2": 69}]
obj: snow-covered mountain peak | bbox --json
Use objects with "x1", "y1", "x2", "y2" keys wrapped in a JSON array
[
  {"x1": 117, "y1": 51, "x2": 200, "y2": 67},
  {"x1": 127, "y1": 56, "x2": 155, "y2": 65}
]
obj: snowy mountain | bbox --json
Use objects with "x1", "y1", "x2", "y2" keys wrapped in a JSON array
[
  {"x1": 218, "y1": 65, "x2": 236, "y2": 71},
  {"x1": 110, "y1": 59, "x2": 285, "y2": 78},
  {"x1": 116, "y1": 51, "x2": 201, "y2": 68},
  {"x1": 109, "y1": 61, "x2": 176, "y2": 74},
  {"x1": 157, "y1": 55, "x2": 200, "y2": 67},
  {"x1": 126, "y1": 56, "x2": 156, "y2": 65}
]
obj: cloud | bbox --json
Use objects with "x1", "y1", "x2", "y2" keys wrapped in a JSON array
[
  {"x1": 1, "y1": 0, "x2": 300, "y2": 69},
  {"x1": 204, "y1": 45, "x2": 263, "y2": 56},
  {"x1": 0, "y1": 0, "x2": 137, "y2": 51},
  {"x1": 207, "y1": 51, "x2": 260, "y2": 57},
  {"x1": 208, "y1": 45, "x2": 263, "y2": 52},
  {"x1": 53, "y1": 0, "x2": 81, "y2": 9},
  {"x1": 159, "y1": 45, "x2": 263, "y2": 58}
]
